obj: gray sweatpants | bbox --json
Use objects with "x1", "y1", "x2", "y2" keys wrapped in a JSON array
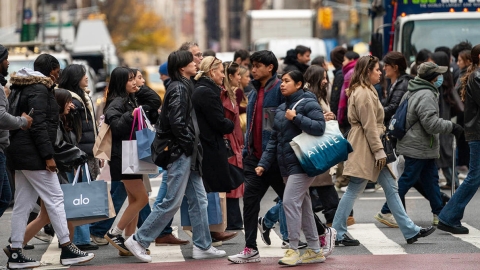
[
  {"x1": 10, "y1": 170, "x2": 70, "y2": 248},
  {"x1": 283, "y1": 173, "x2": 320, "y2": 250}
]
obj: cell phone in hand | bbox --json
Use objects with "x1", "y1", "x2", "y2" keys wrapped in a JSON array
[{"x1": 28, "y1": 108, "x2": 34, "y2": 116}]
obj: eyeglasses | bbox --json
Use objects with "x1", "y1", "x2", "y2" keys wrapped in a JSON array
[{"x1": 194, "y1": 52, "x2": 203, "y2": 58}]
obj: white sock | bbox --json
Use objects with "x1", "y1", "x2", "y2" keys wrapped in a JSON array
[{"x1": 110, "y1": 226, "x2": 123, "y2": 236}]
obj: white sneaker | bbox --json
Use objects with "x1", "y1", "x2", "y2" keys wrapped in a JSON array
[
  {"x1": 228, "y1": 247, "x2": 260, "y2": 264},
  {"x1": 34, "y1": 228, "x2": 53, "y2": 243},
  {"x1": 124, "y1": 237, "x2": 151, "y2": 263},
  {"x1": 321, "y1": 227, "x2": 337, "y2": 258},
  {"x1": 192, "y1": 245, "x2": 226, "y2": 259}
]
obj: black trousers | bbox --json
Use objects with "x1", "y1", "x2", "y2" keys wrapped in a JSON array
[
  {"x1": 226, "y1": 198, "x2": 243, "y2": 230},
  {"x1": 243, "y1": 155, "x2": 284, "y2": 249},
  {"x1": 310, "y1": 185, "x2": 339, "y2": 224}
]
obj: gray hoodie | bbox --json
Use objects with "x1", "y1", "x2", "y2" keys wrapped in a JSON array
[
  {"x1": 396, "y1": 76, "x2": 453, "y2": 159},
  {"x1": 0, "y1": 76, "x2": 28, "y2": 152}
]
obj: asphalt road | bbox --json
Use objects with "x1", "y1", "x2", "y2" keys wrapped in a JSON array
[{"x1": 0, "y1": 172, "x2": 479, "y2": 270}]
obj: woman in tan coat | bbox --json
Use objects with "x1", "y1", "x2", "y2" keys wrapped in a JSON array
[{"x1": 332, "y1": 56, "x2": 435, "y2": 246}]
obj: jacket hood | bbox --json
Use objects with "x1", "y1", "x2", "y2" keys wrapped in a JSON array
[
  {"x1": 252, "y1": 73, "x2": 281, "y2": 91},
  {"x1": 342, "y1": 60, "x2": 357, "y2": 74},
  {"x1": 284, "y1": 49, "x2": 297, "y2": 65},
  {"x1": 9, "y1": 68, "x2": 54, "y2": 89},
  {"x1": 408, "y1": 76, "x2": 438, "y2": 94}
]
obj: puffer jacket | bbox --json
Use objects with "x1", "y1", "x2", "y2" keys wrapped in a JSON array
[
  {"x1": 383, "y1": 73, "x2": 414, "y2": 125},
  {"x1": 396, "y1": 76, "x2": 454, "y2": 159},
  {"x1": 258, "y1": 89, "x2": 325, "y2": 177},
  {"x1": 244, "y1": 74, "x2": 284, "y2": 157},
  {"x1": 463, "y1": 68, "x2": 480, "y2": 141},
  {"x1": 69, "y1": 91, "x2": 97, "y2": 156},
  {"x1": 7, "y1": 72, "x2": 59, "y2": 170},
  {"x1": 104, "y1": 95, "x2": 137, "y2": 159},
  {"x1": 155, "y1": 77, "x2": 199, "y2": 169}
]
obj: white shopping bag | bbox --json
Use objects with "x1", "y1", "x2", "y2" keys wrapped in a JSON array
[{"x1": 121, "y1": 140, "x2": 158, "y2": 174}]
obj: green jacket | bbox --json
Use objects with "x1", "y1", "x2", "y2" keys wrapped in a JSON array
[{"x1": 396, "y1": 77, "x2": 453, "y2": 159}]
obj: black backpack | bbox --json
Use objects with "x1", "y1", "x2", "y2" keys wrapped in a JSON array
[{"x1": 8, "y1": 87, "x2": 22, "y2": 117}]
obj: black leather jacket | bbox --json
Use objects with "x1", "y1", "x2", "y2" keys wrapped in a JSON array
[
  {"x1": 464, "y1": 69, "x2": 480, "y2": 141},
  {"x1": 383, "y1": 74, "x2": 413, "y2": 125},
  {"x1": 156, "y1": 77, "x2": 197, "y2": 164}
]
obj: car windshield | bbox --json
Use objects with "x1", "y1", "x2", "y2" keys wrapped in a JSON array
[
  {"x1": 6, "y1": 58, "x2": 69, "y2": 81},
  {"x1": 401, "y1": 19, "x2": 480, "y2": 64}
]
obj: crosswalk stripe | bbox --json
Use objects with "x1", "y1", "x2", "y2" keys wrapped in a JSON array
[
  {"x1": 347, "y1": 224, "x2": 407, "y2": 255},
  {"x1": 38, "y1": 235, "x2": 69, "y2": 269},
  {"x1": 446, "y1": 223, "x2": 480, "y2": 249},
  {"x1": 150, "y1": 227, "x2": 185, "y2": 262}
]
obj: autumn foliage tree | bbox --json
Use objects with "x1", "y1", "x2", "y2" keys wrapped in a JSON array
[{"x1": 97, "y1": 0, "x2": 175, "y2": 53}]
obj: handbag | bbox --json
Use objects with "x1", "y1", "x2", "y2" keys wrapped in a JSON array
[
  {"x1": 61, "y1": 163, "x2": 116, "y2": 226},
  {"x1": 136, "y1": 106, "x2": 156, "y2": 163},
  {"x1": 93, "y1": 119, "x2": 112, "y2": 160},
  {"x1": 121, "y1": 109, "x2": 158, "y2": 174},
  {"x1": 289, "y1": 99, "x2": 353, "y2": 177},
  {"x1": 181, "y1": 192, "x2": 227, "y2": 232},
  {"x1": 54, "y1": 125, "x2": 88, "y2": 172},
  {"x1": 381, "y1": 134, "x2": 397, "y2": 164}
]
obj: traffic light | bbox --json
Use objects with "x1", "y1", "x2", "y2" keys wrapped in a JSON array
[{"x1": 318, "y1": 7, "x2": 333, "y2": 30}]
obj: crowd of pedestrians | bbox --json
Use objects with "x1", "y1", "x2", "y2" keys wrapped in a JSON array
[{"x1": 0, "y1": 38, "x2": 478, "y2": 269}]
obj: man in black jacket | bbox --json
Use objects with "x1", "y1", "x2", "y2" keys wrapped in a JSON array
[
  {"x1": 329, "y1": 46, "x2": 347, "y2": 117},
  {"x1": 283, "y1": 45, "x2": 311, "y2": 75}
]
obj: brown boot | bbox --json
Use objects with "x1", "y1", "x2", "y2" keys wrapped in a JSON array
[
  {"x1": 155, "y1": 234, "x2": 190, "y2": 246},
  {"x1": 210, "y1": 231, "x2": 238, "y2": 242}
]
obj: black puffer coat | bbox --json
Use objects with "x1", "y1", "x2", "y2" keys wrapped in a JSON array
[
  {"x1": 69, "y1": 91, "x2": 97, "y2": 156},
  {"x1": 192, "y1": 77, "x2": 234, "y2": 192},
  {"x1": 7, "y1": 73, "x2": 59, "y2": 170},
  {"x1": 258, "y1": 89, "x2": 325, "y2": 177},
  {"x1": 382, "y1": 73, "x2": 413, "y2": 125},
  {"x1": 104, "y1": 95, "x2": 137, "y2": 159}
]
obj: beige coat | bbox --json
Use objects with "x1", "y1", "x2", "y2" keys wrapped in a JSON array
[{"x1": 343, "y1": 85, "x2": 385, "y2": 182}]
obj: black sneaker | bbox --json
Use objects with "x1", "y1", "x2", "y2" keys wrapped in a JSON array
[
  {"x1": 281, "y1": 240, "x2": 308, "y2": 249},
  {"x1": 407, "y1": 226, "x2": 436, "y2": 244},
  {"x1": 438, "y1": 221, "x2": 469, "y2": 234},
  {"x1": 335, "y1": 234, "x2": 360, "y2": 246},
  {"x1": 5, "y1": 245, "x2": 41, "y2": 269},
  {"x1": 257, "y1": 217, "x2": 271, "y2": 245},
  {"x1": 104, "y1": 231, "x2": 129, "y2": 253},
  {"x1": 76, "y1": 243, "x2": 99, "y2": 251},
  {"x1": 60, "y1": 243, "x2": 95, "y2": 266}
]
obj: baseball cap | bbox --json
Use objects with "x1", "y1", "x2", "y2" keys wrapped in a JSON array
[
  {"x1": 417, "y1": 62, "x2": 448, "y2": 81},
  {"x1": 159, "y1": 62, "x2": 168, "y2": 76}
]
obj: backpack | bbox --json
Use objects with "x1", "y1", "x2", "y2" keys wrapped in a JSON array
[
  {"x1": 7, "y1": 87, "x2": 22, "y2": 116},
  {"x1": 387, "y1": 93, "x2": 418, "y2": 140}
]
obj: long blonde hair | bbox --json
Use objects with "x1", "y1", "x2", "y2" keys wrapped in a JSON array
[
  {"x1": 222, "y1": 61, "x2": 239, "y2": 104},
  {"x1": 346, "y1": 55, "x2": 379, "y2": 97},
  {"x1": 194, "y1": 56, "x2": 222, "y2": 81}
]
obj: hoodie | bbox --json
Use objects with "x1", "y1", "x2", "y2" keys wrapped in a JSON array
[{"x1": 396, "y1": 76, "x2": 453, "y2": 159}]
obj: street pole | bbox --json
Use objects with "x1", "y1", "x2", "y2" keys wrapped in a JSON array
[
  {"x1": 58, "y1": 4, "x2": 62, "y2": 43},
  {"x1": 42, "y1": 0, "x2": 46, "y2": 43}
]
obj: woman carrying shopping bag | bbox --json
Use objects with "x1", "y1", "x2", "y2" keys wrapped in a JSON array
[
  {"x1": 5, "y1": 55, "x2": 94, "y2": 268},
  {"x1": 332, "y1": 55, "x2": 435, "y2": 247},
  {"x1": 256, "y1": 70, "x2": 326, "y2": 266},
  {"x1": 103, "y1": 67, "x2": 149, "y2": 253}
]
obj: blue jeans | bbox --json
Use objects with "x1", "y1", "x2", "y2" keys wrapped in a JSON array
[
  {"x1": 263, "y1": 199, "x2": 288, "y2": 241},
  {"x1": 134, "y1": 154, "x2": 211, "y2": 250},
  {"x1": 0, "y1": 153, "x2": 12, "y2": 218},
  {"x1": 90, "y1": 181, "x2": 152, "y2": 238},
  {"x1": 439, "y1": 141, "x2": 480, "y2": 227},
  {"x1": 154, "y1": 172, "x2": 173, "y2": 237},
  {"x1": 381, "y1": 157, "x2": 443, "y2": 215},
  {"x1": 333, "y1": 168, "x2": 420, "y2": 240}
]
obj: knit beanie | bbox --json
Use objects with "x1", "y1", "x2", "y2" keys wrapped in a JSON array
[{"x1": 0, "y1": 45, "x2": 8, "y2": 62}]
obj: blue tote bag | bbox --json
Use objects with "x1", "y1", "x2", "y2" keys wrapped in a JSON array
[
  {"x1": 136, "y1": 106, "x2": 156, "y2": 163},
  {"x1": 290, "y1": 120, "x2": 353, "y2": 177}
]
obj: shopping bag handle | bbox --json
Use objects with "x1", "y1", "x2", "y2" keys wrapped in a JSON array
[
  {"x1": 140, "y1": 106, "x2": 154, "y2": 131},
  {"x1": 72, "y1": 162, "x2": 92, "y2": 186},
  {"x1": 129, "y1": 108, "x2": 141, "y2": 140}
]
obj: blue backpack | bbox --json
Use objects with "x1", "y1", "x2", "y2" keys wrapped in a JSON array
[{"x1": 387, "y1": 93, "x2": 418, "y2": 140}]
